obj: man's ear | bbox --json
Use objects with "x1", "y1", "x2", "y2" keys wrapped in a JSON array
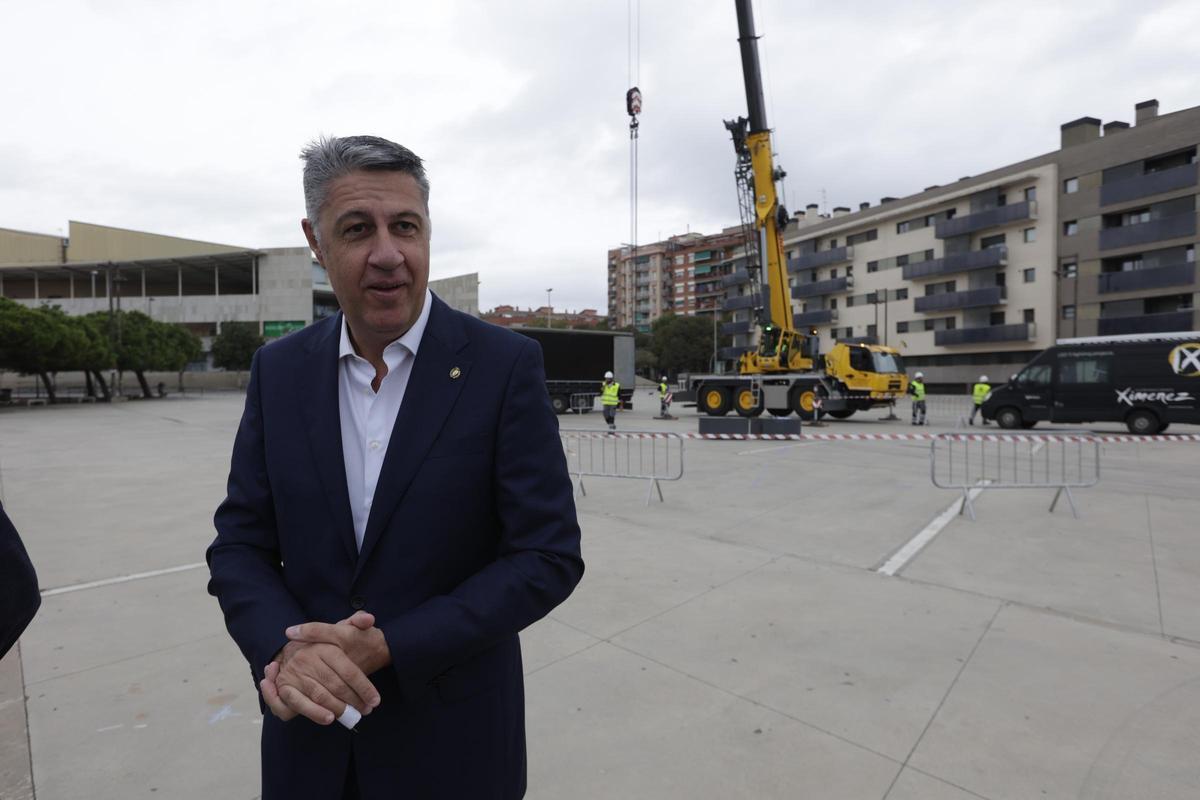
[{"x1": 301, "y1": 218, "x2": 323, "y2": 264}]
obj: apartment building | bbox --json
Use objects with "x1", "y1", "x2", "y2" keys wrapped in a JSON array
[
  {"x1": 721, "y1": 99, "x2": 1198, "y2": 386},
  {"x1": 608, "y1": 227, "x2": 748, "y2": 331}
]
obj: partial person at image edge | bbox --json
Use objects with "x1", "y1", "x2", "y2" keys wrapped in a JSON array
[
  {"x1": 206, "y1": 135, "x2": 584, "y2": 799},
  {"x1": 0, "y1": 502, "x2": 40, "y2": 660}
]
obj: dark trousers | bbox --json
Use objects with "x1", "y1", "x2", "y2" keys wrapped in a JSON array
[
  {"x1": 342, "y1": 765, "x2": 359, "y2": 800},
  {"x1": 603, "y1": 405, "x2": 616, "y2": 428}
]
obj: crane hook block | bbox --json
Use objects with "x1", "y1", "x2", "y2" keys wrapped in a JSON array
[{"x1": 626, "y1": 87, "x2": 643, "y2": 118}]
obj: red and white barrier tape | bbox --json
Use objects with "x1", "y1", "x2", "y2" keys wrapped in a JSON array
[{"x1": 560, "y1": 430, "x2": 1200, "y2": 443}]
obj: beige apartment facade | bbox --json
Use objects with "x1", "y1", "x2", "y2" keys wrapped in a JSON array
[{"x1": 721, "y1": 98, "x2": 1199, "y2": 387}]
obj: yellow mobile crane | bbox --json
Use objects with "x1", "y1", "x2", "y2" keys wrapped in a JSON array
[{"x1": 689, "y1": 0, "x2": 908, "y2": 420}]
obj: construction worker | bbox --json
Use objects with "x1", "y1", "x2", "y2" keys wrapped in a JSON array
[
  {"x1": 658, "y1": 375, "x2": 672, "y2": 418},
  {"x1": 909, "y1": 371, "x2": 927, "y2": 425},
  {"x1": 969, "y1": 374, "x2": 991, "y2": 425},
  {"x1": 601, "y1": 370, "x2": 621, "y2": 431}
]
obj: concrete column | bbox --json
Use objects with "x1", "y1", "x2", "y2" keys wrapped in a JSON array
[
  {"x1": 69, "y1": 272, "x2": 75, "y2": 299},
  {"x1": 214, "y1": 265, "x2": 220, "y2": 297},
  {"x1": 253, "y1": 256, "x2": 262, "y2": 335},
  {"x1": 33, "y1": 272, "x2": 39, "y2": 300},
  {"x1": 141, "y1": 268, "x2": 146, "y2": 297},
  {"x1": 177, "y1": 265, "x2": 182, "y2": 297}
]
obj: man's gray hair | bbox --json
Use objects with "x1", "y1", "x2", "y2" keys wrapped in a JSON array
[{"x1": 300, "y1": 135, "x2": 430, "y2": 233}]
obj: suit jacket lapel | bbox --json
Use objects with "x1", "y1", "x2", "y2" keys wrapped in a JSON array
[
  {"x1": 355, "y1": 297, "x2": 471, "y2": 576},
  {"x1": 300, "y1": 314, "x2": 359, "y2": 563}
]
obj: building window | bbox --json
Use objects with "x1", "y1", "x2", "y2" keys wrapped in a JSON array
[
  {"x1": 1064, "y1": 177, "x2": 1079, "y2": 194},
  {"x1": 1023, "y1": 227, "x2": 1037, "y2": 243},
  {"x1": 1023, "y1": 268, "x2": 1036, "y2": 283},
  {"x1": 1063, "y1": 220, "x2": 1079, "y2": 236},
  {"x1": 895, "y1": 288, "x2": 908, "y2": 300},
  {"x1": 896, "y1": 321, "x2": 909, "y2": 333},
  {"x1": 1025, "y1": 187, "x2": 1037, "y2": 202},
  {"x1": 981, "y1": 234, "x2": 1006, "y2": 249},
  {"x1": 830, "y1": 298, "x2": 838, "y2": 310},
  {"x1": 990, "y1": 311, "x2": 1006, "y2": 325},
  {"x1": 896, "y1": 220, "x2": 912, "y2": 234},
  {"x1": 828, "y1": 238, "x2": 838, "y2": 249},
  {"x1": 1061, "y1": 260, "x2": 1078, "y2": 278},
  {"x1": 830, "y1": 268, "x2": 838, "y2": 279},
  {"x1": 1062, "y1": 304, "x2": 1076, "y2": 320},
  {"x1": 1024, "y1": 309, "x2": 1035, "y2": 323},
  {"x1": 866, "y1": 324, "x2": 877, "y2": 337},
  {"x1": 847, "y1": 229, "x2": 877, "y2": 245},
  {"x1": 867, "y1": 261, "x2": 879, "y2": 273}
]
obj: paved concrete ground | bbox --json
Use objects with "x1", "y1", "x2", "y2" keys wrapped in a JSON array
[{"x1": 1, "y1": 390, "x2": 1198, "y2": 799}]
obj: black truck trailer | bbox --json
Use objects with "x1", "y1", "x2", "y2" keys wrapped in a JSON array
[
  {"x1": 512, "y1": 327, "x2": 636, "y2": 413},
  {"x1": 982, "y1": 331, "x2": 1200, "y2": 434}
]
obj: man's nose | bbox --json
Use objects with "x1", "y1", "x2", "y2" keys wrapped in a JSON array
[{"x1": 366, "y1": 231, "x2": 405, "y2": 269}]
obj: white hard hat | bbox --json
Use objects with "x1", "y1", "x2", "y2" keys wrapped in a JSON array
[
  {"x1": 980, "y1": 375, "x2": 989, "y2": 382},
  {"x1": 661, "y1": 375, "x2": 667, "y2": 381},
  {"x1": 915, "y1": 371, "x2": 924, "y2": 379},
  {"x1": 604, "y1": 371, "x2": 614, "y2": 379}
]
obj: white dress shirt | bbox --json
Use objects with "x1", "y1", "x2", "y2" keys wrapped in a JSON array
[{"x1": 338, "y1": 289, "x2": 433, "y2": 550}]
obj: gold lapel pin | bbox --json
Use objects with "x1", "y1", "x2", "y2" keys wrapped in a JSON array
[{"x1": 449, "y1": 367, "x2": 462, "y2": 380}]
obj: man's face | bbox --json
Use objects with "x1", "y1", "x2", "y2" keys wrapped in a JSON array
[{"x1": 302, "y1": 170, "x2": 430, "y2": 354}]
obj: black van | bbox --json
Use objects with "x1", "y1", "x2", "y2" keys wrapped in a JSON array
[{"x1": 982, "y1": 332, "x2": 1200, "y2": 434}]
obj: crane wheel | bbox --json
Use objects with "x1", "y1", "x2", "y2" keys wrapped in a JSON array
[
  {"x1": 699, "y1": 386, "x2": 732, "y2": 416},
  {"x1": 734, "y1": 387, "x2": 764, "y2": 417},
  {"x1": 789, "y1": 385, "x2": 817, "y2": 421}
]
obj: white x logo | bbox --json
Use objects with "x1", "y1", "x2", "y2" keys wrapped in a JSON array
[{"x1": 1170, "y1": 343, "x2": 1200, "y2": 376}]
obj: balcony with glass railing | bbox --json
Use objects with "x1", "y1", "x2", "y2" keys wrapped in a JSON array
[
  {"x1": 1099, "y1": 213, "x2": 1197, "y2": 251},
  {"x1": 794, "y1": 308, "x2": 837, "y2": 325},
  {"x1": 1097, "y1": 262, "x2": 1196, "y2": 294},
  {"x1": 787, "y1": 246, "x2": 854, "y2": 271},
  {"x1": 902, "y1": 246, "x2": 1007, "y2": 280},
  {"x1": 914, "y1": 286, "x2": 1006, "y2": 312},
  {"x1": 1100, "y1": 163, "x2": 1199, "y2": 206},
  {"x1": 935, "y1": 322, "x2": 1035, "y2": 346},
  {"x1": 935, "y1": 201, "x2": 1036, "y2": 239},
  {"x1": 792, "y1": 275, "x2": 852, "y2": 298},
  {"x1": 1097, "y1": 310, "x2": 1194, "y2": 335}
]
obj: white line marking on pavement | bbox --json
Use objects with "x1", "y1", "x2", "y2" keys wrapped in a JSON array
[
  {"x1": 735, "y1": 442, "x2": 813, "y2": 456},
  {"x1": 877, "y1": 486, "x2": 986, "y2": 577},
  {"x1": 41, "y1": 561, "x2": 207, "y2": 597}
]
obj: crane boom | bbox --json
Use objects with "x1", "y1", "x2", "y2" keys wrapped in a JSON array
[{"x1": 730, "y1": 0, "x2": 796, "y2": 370}]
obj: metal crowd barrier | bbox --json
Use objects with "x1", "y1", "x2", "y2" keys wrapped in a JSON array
[
  {"x1": 570, "y1": 393, "x2": 597, "y2": 413},
  {"x1": 930, "y1": 433, "x2": 1100, "y2": 520},
  {"x1": 558, "y1": 429, "x2": 685, "y2": 505}
]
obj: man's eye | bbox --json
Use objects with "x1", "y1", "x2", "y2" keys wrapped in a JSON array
[
  {"x1": 344, "y1": 223, "x2": 367, "y2": 236},
  {"x1": 396, "y1": 221, "x2": 417, "y2": 232}
]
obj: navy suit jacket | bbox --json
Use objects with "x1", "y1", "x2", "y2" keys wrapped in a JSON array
[
  {"x1": 0, "y1": 503, "x2": 40, "y2": 660},
  {"x1": 207, "y1": 296, "x2": 584, "y2": 799}
]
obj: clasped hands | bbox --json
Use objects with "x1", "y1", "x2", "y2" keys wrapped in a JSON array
[{"x1": 260, "y1": 610, "x2": 391, "y2": 725}]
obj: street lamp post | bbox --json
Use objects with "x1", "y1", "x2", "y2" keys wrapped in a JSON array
[{"x1": 546, "y1": 288, "x2": 553, "y2": 327}]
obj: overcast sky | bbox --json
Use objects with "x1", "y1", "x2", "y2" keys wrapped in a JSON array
[{"x1": 2, "y1": 0, "x2": 1198, "y2": 313}]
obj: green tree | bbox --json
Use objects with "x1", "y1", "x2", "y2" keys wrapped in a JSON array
[
  {"x1": 211, "y1": 322, "x2": 264, "y2": 372},
  {"x1": 83, "y1": 311, "x2": 201, "y2": 398},
  {"x1": 634, "y1": 347, "x2": 658, "y2": 376},
  {"x1": 650, "y1": 314, "x2": 720, "y2": 376},
  {"x1": 0, "y1": 301, "x2": 92, "y2": 402}
]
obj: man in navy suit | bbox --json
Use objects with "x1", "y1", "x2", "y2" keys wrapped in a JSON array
[{"x1": 207, "y1": 135, "x2": 584, "y2": 799}]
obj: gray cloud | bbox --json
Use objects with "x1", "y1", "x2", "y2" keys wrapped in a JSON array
[{"x1": 2, "y1": 0, "x2": 1197, "y2": 313}]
